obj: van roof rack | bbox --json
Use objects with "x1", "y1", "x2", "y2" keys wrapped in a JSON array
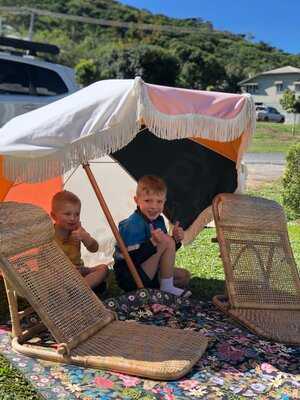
[{"x1": 0, "y1": 36, "x2": 59, "y2": 56}]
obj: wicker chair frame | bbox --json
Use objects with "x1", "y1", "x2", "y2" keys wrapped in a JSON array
[
  {"x1": 212, "y1": 193, "x2": 300, "y2": 344},
  {"x1": 0, "y1": 202, "x2": 207, "y2": 380}
]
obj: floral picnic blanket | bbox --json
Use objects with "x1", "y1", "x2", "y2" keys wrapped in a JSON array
[{"x1": 0, "y1": 289, "x2": 299, "y2": 399}]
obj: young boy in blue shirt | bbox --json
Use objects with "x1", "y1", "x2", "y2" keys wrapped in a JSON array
[{"x1": 114, "y1": 175, "x2": 191, "y2": 296}]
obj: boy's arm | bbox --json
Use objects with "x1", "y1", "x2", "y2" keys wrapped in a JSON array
[
  {"x1": 171, "y1": 221, "x2": 183, "y2": 251},
  {"x1": 133, "y1": 226, "x2": 173, "y2": 264},
  {"x1": 158, "y1": 217, "x2": 182, "y2": 251},
  {"x1": 70, "y1": 225, "x2": 99, "y2": 253},
  {"x1": 116, "y1": 216, "x2": 157, "y2": 264},
  {"x1": 81, "y1": 233, "x2": 99, "y2": 253}
]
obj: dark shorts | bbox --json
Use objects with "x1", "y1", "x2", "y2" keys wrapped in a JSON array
[{"x1": 114, "y1": 259, "x2": 160, "y2": 292}]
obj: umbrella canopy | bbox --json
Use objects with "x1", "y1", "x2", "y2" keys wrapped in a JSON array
[{"x1": 0, "y1": 77, "x2": 255, "y2": 261}]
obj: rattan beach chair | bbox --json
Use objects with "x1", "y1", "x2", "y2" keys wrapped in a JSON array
[
  {"x1": 0, "y1": 202, "x2": 207, "y2": 380},
  {"x1": 212, "y1": 193, "x2": 300, "y2": 344}
]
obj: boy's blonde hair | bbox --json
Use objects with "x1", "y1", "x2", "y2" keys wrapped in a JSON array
[
  {"x1": 51, "y1": 190, "x2": 81, "y2": 212},
  {"x1": 136, "y1": 175, "x2": 167, "y2": 197}
]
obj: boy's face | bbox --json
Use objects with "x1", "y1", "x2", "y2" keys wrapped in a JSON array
[
  {"x1": 134, "y1": 190, "x2": 166, "y2": 221},
  {"x1": 51, "y1": 202, "x2": 81, "y2": 232}
]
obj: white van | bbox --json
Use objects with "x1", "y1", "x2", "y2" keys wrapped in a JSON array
[{"x1": 0, "y1": 38, "x2": 79, "y2": 127}]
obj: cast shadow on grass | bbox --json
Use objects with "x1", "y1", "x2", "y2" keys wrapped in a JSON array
[{"x1": 189, "y1": 276, "x2": 225, "y2": 301}]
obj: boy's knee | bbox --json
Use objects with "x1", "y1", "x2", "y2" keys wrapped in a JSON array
[
  {"x1": 166, "y1": 236, "x2": 176, "y2": 250},
  {"x1": 156, "y1": 237, "x2": 170, "y2": 250},
  {"x1": 101, "y1": 264, "x2": 109, "y2": 271},
  {"x1": 156, "y1": 236, "x2": 175, "y2": 255},
  {"x1": 101, "y1": 264, "x2": 109, "y2": 275},
  {"x1": 94, "y1": 264, "x2": 109, "y2": 277}
]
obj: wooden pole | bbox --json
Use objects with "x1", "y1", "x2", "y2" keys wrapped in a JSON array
[{"x1": 82, "y1": 163, "x2": 144, "y2": 289}]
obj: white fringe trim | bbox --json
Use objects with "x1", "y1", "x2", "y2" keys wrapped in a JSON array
[
  {"x1": 139, "y1": 80, "x2": 256, "y2": 146},
  {"x1": 4, "y1": 110, "x2": 140, "y2": 182},
  {"x1": 3, "y1": 77, "x2": 255, "y2": 182}
]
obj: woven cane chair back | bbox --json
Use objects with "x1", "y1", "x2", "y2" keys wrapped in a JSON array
[
  {"x1": 0, "y1": 202, "x2": 115, "y2": 344},
  {"x1": 213, "y1": 194, "x2": 300, "y2": 310},
  {"x1": 0, "y1": 201, "x2": 209, "y2": 379}
]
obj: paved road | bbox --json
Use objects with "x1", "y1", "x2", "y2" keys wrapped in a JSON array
[
  {"x1": 243, "y1": 152, "x2": 285, "y2": 187},
  {"x1": 244, "y1": 152, "x2": 285, "y2": 165}
]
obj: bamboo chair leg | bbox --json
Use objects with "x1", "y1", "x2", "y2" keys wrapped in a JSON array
[
  {"x1": 3, "y1": 275, "x2": 45, "y2": 343},
  {"x1": 3, "y1": 276, "x2": 22, "y2": 339},
  {"x1": 212, "y1": 237, "x2": 228, "y2": 299}
]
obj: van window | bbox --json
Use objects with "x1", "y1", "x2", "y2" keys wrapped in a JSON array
[
  {"x1": 0, "y1": 59, "x2": 30, "y2": 94},
  {"x1": 0, "y1": 59, "x2": 68, "y2": 96},
  {"x1": 28, "y1": 64, "x2": 68, "y2": 96}
]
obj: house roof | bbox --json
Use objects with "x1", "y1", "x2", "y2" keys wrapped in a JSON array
[
  {"x1": 261, "y1": 66, "x2": 300, "y2": 74},
  {"x1": 239, "y1": 65, "x2": 300, "y2": 85}
]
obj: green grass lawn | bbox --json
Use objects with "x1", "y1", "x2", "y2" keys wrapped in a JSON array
[
  {"x1": 177, "y1": 179, "x2": 300, "y2": 300},
  {"x1": 1, "y1": 179, "x2": 300, "y2": 398},
  {"x1": 0, "y1": 355, "x2": 42, "y2": 400},
  {"x1": 248, "y1": 122, "x2": 300, "y2": 153}
]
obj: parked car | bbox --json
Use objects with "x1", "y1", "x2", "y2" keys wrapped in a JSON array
[
  {"x1": 0, "y1": 37, "x2": 79, "y2": 127},
  {"x1": 255, "y1": 106, "x2": 285, "y2": 123}
]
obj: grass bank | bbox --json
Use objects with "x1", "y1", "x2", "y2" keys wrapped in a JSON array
[
  {"x1": 1, "y1": 179, "x2": 300, "y2": 398},
  {"x1": 248, "y1": 122, "x2": 300, "y2": 153}
]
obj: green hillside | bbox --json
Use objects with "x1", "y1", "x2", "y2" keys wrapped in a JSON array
[{"x1": 1, "y1": 0, "x2": 300, "y2": 90}]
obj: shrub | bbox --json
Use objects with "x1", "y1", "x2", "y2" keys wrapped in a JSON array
[
  {"x1": 75, "y1": 59, "x2": 98, "y2": 86},
  {"x1": 282, "y1": 143, "x2": 300, "y2": 220}
]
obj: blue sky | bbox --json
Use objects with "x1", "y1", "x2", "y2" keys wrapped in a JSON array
[{"x1": 119, "y1": 0, "x2": 300, "y2": 55}]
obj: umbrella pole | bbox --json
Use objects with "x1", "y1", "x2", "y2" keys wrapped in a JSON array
[{"x1": 82, "y1": 163, "x2": 144, "y2": 289}]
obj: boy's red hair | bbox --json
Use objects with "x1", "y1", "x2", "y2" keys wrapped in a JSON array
[
  {"x1": 51, "y1": 190, "x2": 81, "y2": 212},
  {"x1": 136, "y1": 175, "x2": 167, "y2": 196}
]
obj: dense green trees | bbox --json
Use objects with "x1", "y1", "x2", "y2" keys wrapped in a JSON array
[
  {"x1": 2, "y1": 0, "x2": 300, "y2": 90},
  {"x1": 75, "y1": 44, "x2": 179, "y2": 86}
]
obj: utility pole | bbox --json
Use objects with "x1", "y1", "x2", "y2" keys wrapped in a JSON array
[{"x1": 28, "y1": 11, "x2": 35, "y2": 41}]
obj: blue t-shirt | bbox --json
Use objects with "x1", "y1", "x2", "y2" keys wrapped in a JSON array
[{"x1": 114, "y1": 209, "x2": 167, "y2": 260}]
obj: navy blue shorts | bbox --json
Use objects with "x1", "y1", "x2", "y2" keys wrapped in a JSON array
[{"x1": 114, "y1": 259, "x2": 159, "y2": 292}]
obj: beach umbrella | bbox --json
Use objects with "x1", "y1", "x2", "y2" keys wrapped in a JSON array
[{"x1": 0, "y1": 77, "x2": 255, "y2": 288}]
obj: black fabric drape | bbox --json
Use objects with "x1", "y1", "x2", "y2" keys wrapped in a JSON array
[{"x1": 112, "y1": 129, "x2": 237, "y2": 229}]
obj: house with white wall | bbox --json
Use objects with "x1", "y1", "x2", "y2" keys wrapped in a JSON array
[{"x1": 239, "y1": 66, "x2": 300, "y2": 116}]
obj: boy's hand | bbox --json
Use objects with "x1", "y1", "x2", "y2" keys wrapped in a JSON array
[
  {"x1": 70, "y1": 223, "x2": 90, "y2": 244},
  {"x1": 70, "y1": 223, "x2": 99, "y2": 252},
  {"x1": 172, "y1": 221, "x2": 184, "y2": 243},
  {"x1": 150, "y1": 225, "x2": 169, "y2": 245}
]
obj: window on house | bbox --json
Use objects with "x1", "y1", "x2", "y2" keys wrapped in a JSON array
[
  {"x1": 245, "y1": 83, "x2": 258, "y2": 94},
  {"x1": 275, "y1": 81, "x2": 283, "y2": 93},
  {"x1": 294, "y1": 82, "x2": 300, "y2": 92}
]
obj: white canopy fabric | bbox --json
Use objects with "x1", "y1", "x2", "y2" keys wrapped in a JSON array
[
  {"x1": 0, "y1": 77, "x2": 255, "y2": 183},
  {"x1": 0, "y1": 78, "x2": 255, "y2": 266}
]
